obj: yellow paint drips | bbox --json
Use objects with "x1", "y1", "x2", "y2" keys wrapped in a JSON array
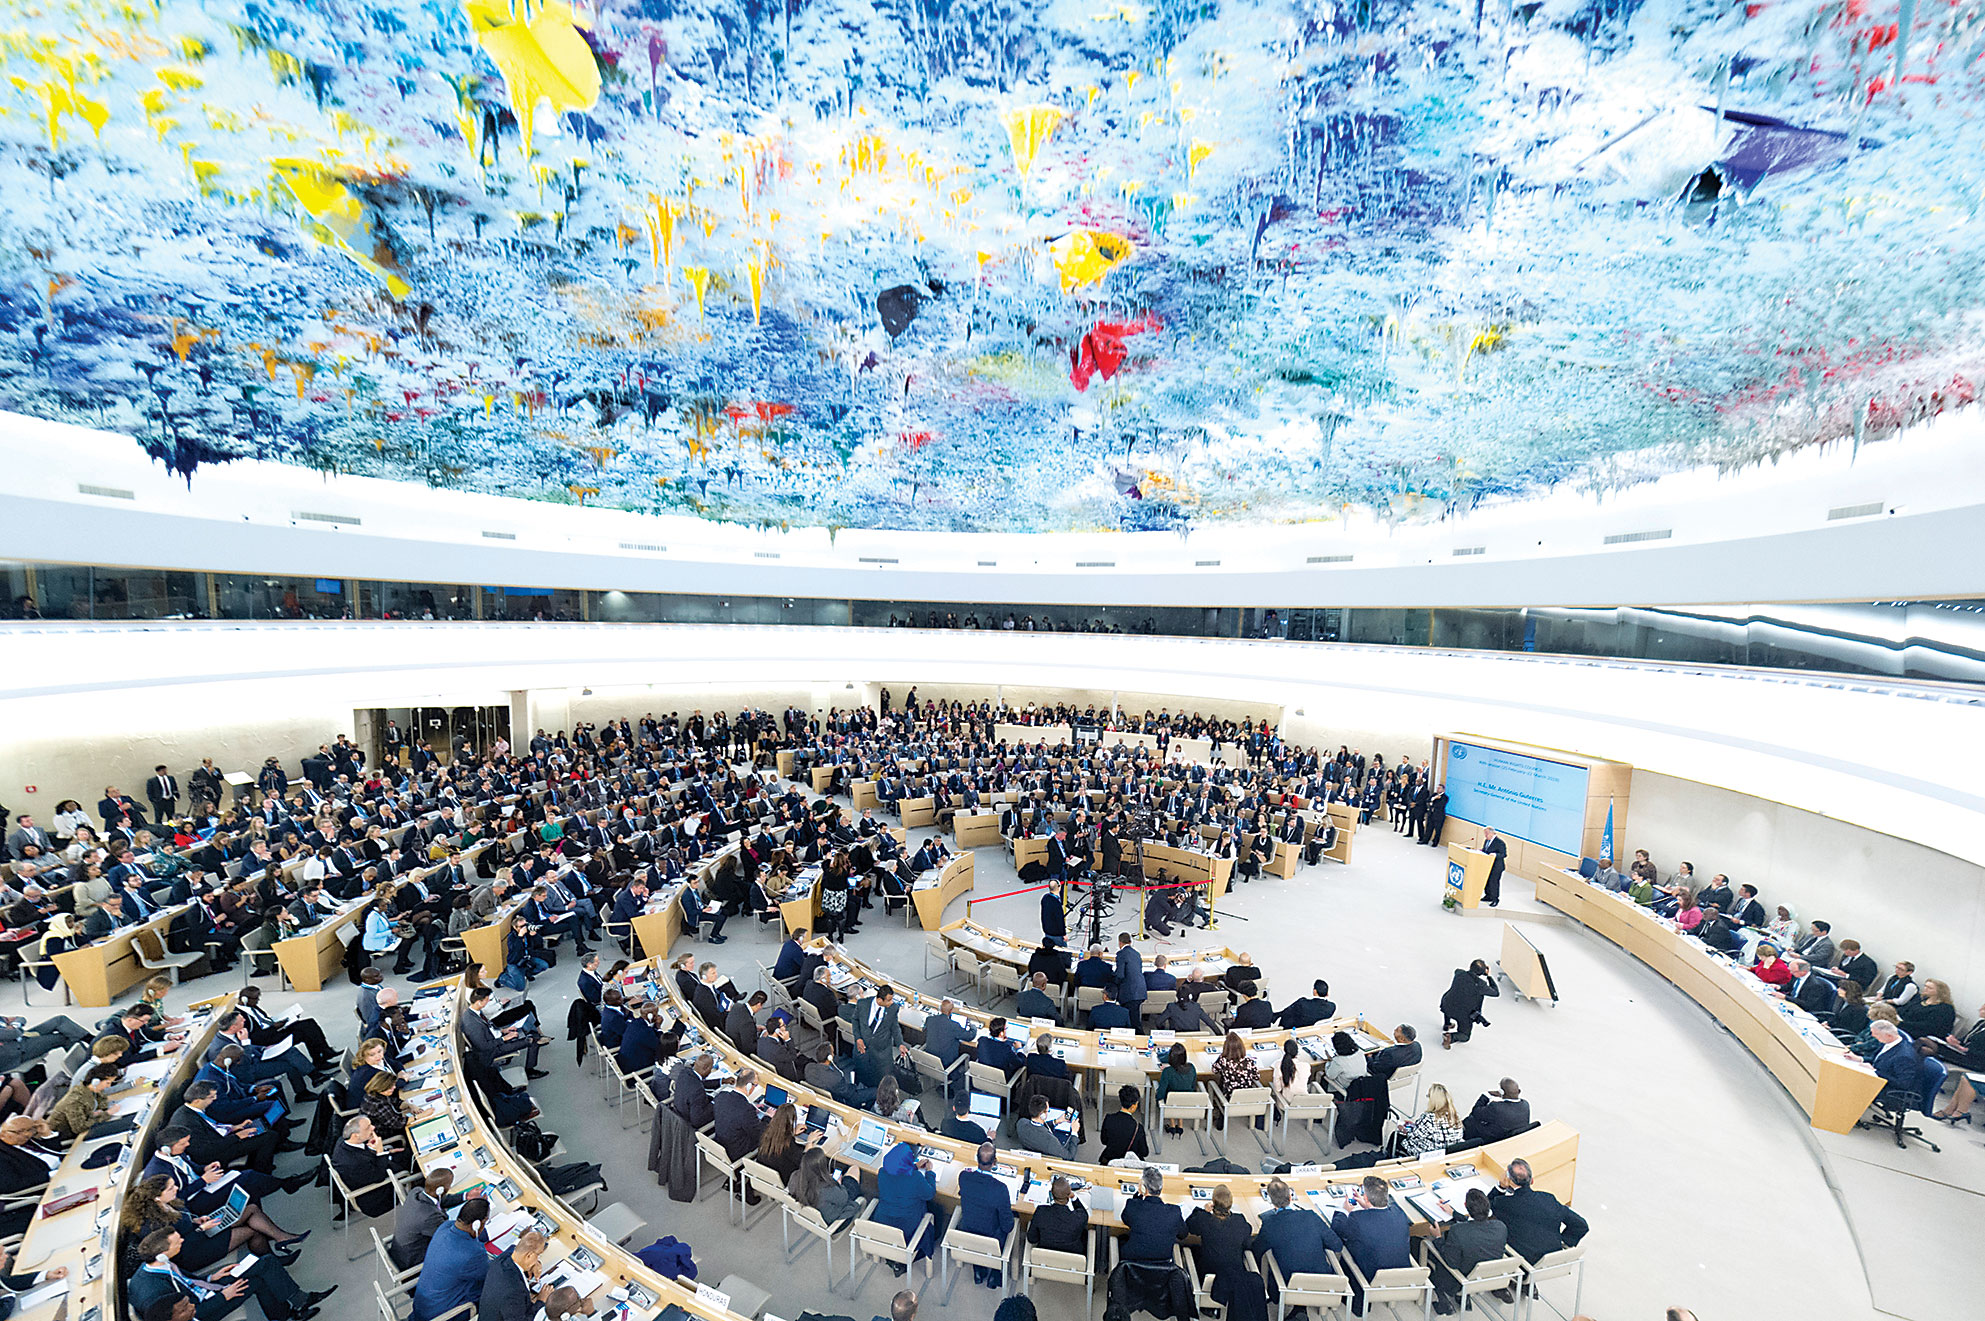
[
  {"x1": 269, "y1": 157, "x2": 412, "y2": 299},
  {"x1": 1000, "y1": 104, "x2": 1062, "y2": 176},
  {"x1": 462, "y1": 0, "x2": 601, "y2": 161}
]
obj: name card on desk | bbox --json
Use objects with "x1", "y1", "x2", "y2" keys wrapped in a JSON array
[{"x1": 692, "y1": 1284, "x2": 731, "y2": 1310}]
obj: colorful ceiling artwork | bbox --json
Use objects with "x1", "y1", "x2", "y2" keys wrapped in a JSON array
[{"x1": 1, "y1": 1, "x2": 1980, "y2": 533}]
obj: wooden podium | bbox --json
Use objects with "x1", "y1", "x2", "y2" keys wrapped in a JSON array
[{"x1": 1445, "y1": 843, "x2": 1493, "y2": 910}]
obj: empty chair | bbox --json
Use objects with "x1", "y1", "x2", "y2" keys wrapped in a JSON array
[
  {"x1": 1519, "y1": 1244, "x2": 1587, "y2": 1321},
  {"x1": 983, "y1": 961, "x2": 1024, "y2": 1008},
  {"x1": 1263, "y1": 1249, "x2": 1352, "y2": 1321},
  {"x1": 1160, "y1": 1092, "x2": 1213, "y2": 1156},
  {"x1": 370, "y1": 1228, "x2": 421, "y2": 1296},
  {"x1": 696, "y1": 1130, "x2": 748, "y2": 1222},
  {"x1": 1332, "y1": 1249, "x2": 1432, "y2": 1319},
  {"x1": 589, "y1": 1201, "x2": 649, "y2": 1247},
  {"x1": 1275, "y1": 1090, "x2": 1335, "y2": 1159},
  {"x1": 1212, "y1": 1082, "x2": 1274, "y2": 1154},
  {"x1": 848, "y1": 1204, "x2": 934, "y2": 1296},
  {"x1": 785, "y1": 1201, "x2": 857, "y2": 1295},
  {"x1": 1420, "y1": 1239, "x2": 1525, "y2": 1316}
]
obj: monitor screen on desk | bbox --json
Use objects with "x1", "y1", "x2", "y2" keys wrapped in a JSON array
[
  {"x1": 410, "y1": 1115, "x2": 457, "y2": 1153},
  {"x1": 854, "y1": 1119, "x2": 887, "y2": 1150},
  {"x1": 764, "y1": 1085, "x2": 788, "y2": 1111},
  {"x1": 968, "y1": 1092, "x2": 1003, "y2": 1121},
  {"x1": 805, "y1": 1106, "x2": 830, "y2": 1132}
]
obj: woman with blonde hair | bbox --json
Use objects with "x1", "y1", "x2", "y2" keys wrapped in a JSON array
[
  {"x1": 1183, "y1": 1184, "x2": 1253, "y2": 1306},
  {"x1": 1391, "y1": 1083, "x2": 1465, "y2": 1157},
  {"x1": 1899, "y1": 978, "x2": 1957, "y2": 1040}
]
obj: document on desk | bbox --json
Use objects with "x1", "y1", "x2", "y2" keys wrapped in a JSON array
[
  {"x1": 108, "y1": 1094, "x2": 156, "y2": 1118},
  {"x1": 543, "y1": 1259, "x2": 608, "y2": 1301},
  {"x1": 123, "y1": 1058, "x2": 176, "y2": 1084},
  {"x1": 16, "y1": 1278, "x2": 72, "y2": 1310}
]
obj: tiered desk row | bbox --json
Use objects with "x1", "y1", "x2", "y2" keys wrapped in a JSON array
[{"x1": 1534, "y1": 868, "x2": 1884, "y2": 1132}]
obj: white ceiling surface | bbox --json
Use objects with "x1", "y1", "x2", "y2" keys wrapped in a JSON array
[
  {"x1": 4, "y1": 410, "x2": 1985, "y2": 606},
  {"x1": 1, "y1": 623, "x2": 1977, "y2": 868}
]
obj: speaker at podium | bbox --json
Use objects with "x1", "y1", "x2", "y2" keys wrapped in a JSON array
[{"x1": 1444, "y1": 843, "x2": 1493, "y2": 910}]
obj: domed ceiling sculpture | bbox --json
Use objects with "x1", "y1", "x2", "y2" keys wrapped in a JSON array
[{"x1": 0, "y1": 0, "x2": 1977, "y2": 531}]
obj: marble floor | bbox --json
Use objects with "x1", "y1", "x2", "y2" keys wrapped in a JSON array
[{"x1": 102, "y1": 803, "x2": 1977, "y2": 1321}]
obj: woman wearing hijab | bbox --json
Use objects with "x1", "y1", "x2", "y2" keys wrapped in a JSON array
[{"x1": 872, "y1": 1142, "x2": 943, "y2": 1265}]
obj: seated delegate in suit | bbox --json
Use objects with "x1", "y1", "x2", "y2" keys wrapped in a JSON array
[
  {"x1": 1087, "y1": 986, "x2": 1133, "y2": 1031},
  {"x1": 667, "y1": 1055, "x2": 717, "y2": 1128},
  {"x1": 712, "y1": 1068, "x2": 767, "y2": 1161},
  {"x1": 1276, "y1": 980, "x2": 1336, "y2": 1029},
  {"x1": 954, "y1": 1143, "x2": 1016, "y2": 1288},
  {"x1": 1023, "y1": 1036, "x2": 1071, "y2": 1081},
  {"x1": 919, "y1": 998, "x2": 977, "y2": 1067},
  {"x1": 391, "y1": 1170, "x2": 465, "y2": 1271},
  {"x1": 1229, "y1": 983, "x2": 1274, "y2": 1030},
  {"x1": 973, "y1": 1019, "x2": 1026, "y2": 1078},
  {"x1": 1366, "y1": 1025, "x2": 1422, "y2": 1081},
  {"x1": 330, "y1": 1116, "x2": 400, "y2": 1216},
  {"x1": 1431, "y1": 1188, "x2": 1510, "y2": 1313},
  {"x1": 1027, "y1": 1176, "x2": 1092, "y2": 1260},
  {"x1": 1331, "y1": 1177, "x2": 1412, "y2": 1309},
  {"x1": 127, "y1": 1226, "x2": 323, "y2": 1321},
  {"x1": 1489, "y1": 1158, "x2": 1588, "y2": 1263},
  {"x1": 1013, "y1": 1094, "x2": 1078, "y2": 1159},
  {"x1": 408, "y1": 1198, "x2": 493, "y2": 1321},
  {"x1": 1772, "y1": 959, "x2": 1836, "y2": 1015},
  {"x1": 1026, "y1": 938, "x2": 1071, "y2": 988},
  {"x1": 1119, "y1": 1166, "x2": 1187, "y2": 1264},
  {"x1": 1462, "y1": 1079, "x2": 1531, "y2": 1143},
  {"x1": 1073, "y1": 946, "x2": 1114, "y2": 989},
  {"x1": 1184, "y1": 1185, "x2": 1255, "y2": 1307},
  {"x1": 1866, "y1": 1021, "x2": 1926, "y2": 1106},
  {"x1": 478, "y1": 1229, "x2": 548, "y2": 1321},
  {"x1": 1250, "y1": 1178, "x2": 1343, "y2": 1301},
  {"x1": 1013, "y1": 975, "x2": 1060, "y2": 1024}
]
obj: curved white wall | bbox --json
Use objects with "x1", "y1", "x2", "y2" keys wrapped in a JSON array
[{"x1": 5, "y1": 409, "x2": 1985, "y2": 606}]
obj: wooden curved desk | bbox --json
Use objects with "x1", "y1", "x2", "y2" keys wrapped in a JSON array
[
  {"x1": 404, "y1": 980, "x2": 753, "y2": 1321},
  {"x1": 1534, "y1": 868, "x2": 1884, "y2": 1133},
  {"x1": 941, "y1": 917, "x2": 1239, "y2": 977},
  {"x1": 910, "y1": 853, "x2": 973, "y2": 930},
  {"x1": 644, "y1": 962, "x2": 1580, "y2": 1235},
  {"x1": 273, "y1": 894, "x2": 377, "y2": 992},
  {"x1": 14, "y1": 992, "x2": 235, "y2": 1321},
  {"x1": 51, "y1": 902, "x2": 196, "y2": 1007}
]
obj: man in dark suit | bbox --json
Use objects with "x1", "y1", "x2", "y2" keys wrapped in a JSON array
[
  {"x1": 1144, "y1": 955, "x2": 1177, "y2": 993},
  {"x1": 801, "y1": 968, "x2": 841, "y2": 1028},
  {"x1": 667, "y1": 1054, "x2": 716, "y2": 1127},
  {"x1": 1367, "y1": 1026, "x2": 1422, "y2": 1082},
  {"x1": 146, "y1": 766, "x2": 181, "y2": 823},
  {"x1": 919, "y1": 999, "x2": 977, "y2": 1067},
  {"x1": 724, "y1": 992, "x2": 764, "y2": 1055},
  {"x1": 1331, "y1": 1177, "x2": 1412, "y2": 1312},
  {"x1": 1039, "y1": 886, "x2": 1067, "y2": 942},
  {"x1": 171, "y1": 1081, "x2": 283, "y2": 1173},
  {"x1": 98, "y1": 788, "x2": 146, "y2": 829},
  {"x1": 1868, "y1": 1021, "x2": 1924, "y2": 1105},
  {"x1": 1431, "y1": 1188, "x2": 1509, "y2": 1311},
  {"x1": 1479, "y1": 828, "x2": 1508, "y2": 907},
  {"x1": 851, "y1": 983, "x2": 906, "y2": 1089},
  {"x1": 1023, "y1": 1037, "x2": 1071, "y2": 1081},
  {"x1": 1488, "y1": 1158, "x2": 1588, "y2": 1263},
  {"x1": 1229, "y1": 983, "x2": 1274, "y2": 1030},
  {"x1": 1026, "y1": 1176, "x2": 1091, "y2": 1259},
  {"x1": 1013, "y1": 974, "x2": 1060, "y2": 1024},
  {"x1": 757, "y1": 1016, "x2": 804, "y2": 1082},
  {"x1": 712, "y1": 1068, "x2": 766, "y2": 1160},
  {"x1": 465, "y1": 988, "x2": 543, "y2": 1076},
  {"x1": 955, "y1": 1142, "x2": 1015, "y2": 1287},
  {"x1": 1112, "y1": 932, "x2": 1147, "y2": 1030},
  {"x1": 973, "y1": 1019, "x2": 1025, "y2": 1078},
  {"x1": 1026, "y1": 938, "x2": 1071, "y2": 987},
  {"x1": 1462, "y1": 1079, "x2": 1531, "y2": 1143},
  {"x1": 477, "y1": 1229, "x2": 546, "y2": 1321},
  {"x1": 1045, "y1": 827, "x2": 1075, "y2": 883},
  {"x1": 1087, "y1": 986, "x2": 1132, "y2": 1031},
  {"x1": 1153, "y1": 996, "x2": 1221, "y2": 1035},
  {"x1": 80, "y1": 892, "x2": 130, "y2": 941},
  {"x1": 1695, "y1": 875, "x2": 1734, "y2": 918},
  {"x1": 939, "y1": 1092, "x2": 988, "y2": 1144},
  {"x1": 1775, "y1": 959, "x2": 1836, "y2": 1014},
  {"x1": 1276, "y1": 980, "x2": 1336, "y2": 1029},
  {"x1": 1250, "y1": 1178, "x2": 1343, "y2": 1301},
  {"x1": 1729, "y1": 884, "x2": 1767, "y2": 930},
  {"x1": 1073, "y1": 946, "x2": 1114, "y2": 989}
]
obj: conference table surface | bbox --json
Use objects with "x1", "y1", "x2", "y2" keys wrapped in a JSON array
[
  {"x1": 644, "y1": 959, "x2": 1581, "y2": 1232},
  {"x1": 15, "y1": 991, "x2": 234, "y2": 1321},
  {"x1": 941, "y1": 916, "x2": 1241, "y2": 977},
  {"x1": 50, "y1": 900, "x2": 199, "y2": 1008},
  {"x1": 402, "y1": 980, "x2": 757, "y2": 1321},
  {"x1": 1534, "y1": 867, "x2": 1884, "y2": 1133},
  {"x1": 272, "y1": 892, "x2": 376, "y2": 992}
]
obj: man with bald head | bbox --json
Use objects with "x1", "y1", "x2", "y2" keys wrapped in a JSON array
[{"x1": 480, "y1": 1228, "x2": 548, "y2": 1321}]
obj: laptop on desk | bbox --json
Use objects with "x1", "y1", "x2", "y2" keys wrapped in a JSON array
[{"x1": 846, "y1": 1118, "x2": 889, "y2": 1163}]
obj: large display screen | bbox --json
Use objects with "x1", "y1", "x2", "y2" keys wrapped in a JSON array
[{"x1": 1442, "y1": 741, "x2": 1591, "y2": 856}]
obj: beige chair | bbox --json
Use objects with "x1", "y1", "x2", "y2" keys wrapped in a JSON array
[
  {"x1": 968, "y1": 1061, "x2": 1015, "y2": 1107},
  {"x1": 374, "y1": 1278, "x2": 473, "y2": 1321},
  {"x1": 370, "y1": 1226, "x2": 422, "y2": 1295},
  {"x1": 1263, "y1": 1248, "x2": 1352, "y2": 1320},
  {"x1": 602, "y1": 1050, "x2": 645, "y2": 1126},
  {"x1": 1518, "y1": 1244, "x2": 1587, "y2": 1320},
  {"x1": 983, "y1": 961, "x2": 1024, "y2": 1008},
  {"x1": 1387, "y1": 1063, "x2": 1423, "y2": 1115},
  {"x1": 588, "y1": 1201, "x2": 650, "y2": 1247},
  {"x1": 785, "y1": 1201, "x2": 858, "y2": 1294},
  {"x1": 1159, "y1": 1090, "x2": 1213, "y2": 1155},
  {"x1": 736, "y1": 1157, "x2": 790, "y2": 1233},
  {"x1": 941, "y1": 1224, "x2": 1018, "y2": 1302},
  {"x1": 848, "y1": 1203, "x2": 933, "y2": 1296},
  {"x1": 922, "y1": 933, "x2": 953, "y2": 982},
  {"x1": 1418, "y1": 1240, "x2": 1525, "y2": 1317},
  {"x1": 696, "y1": 1130, "x2": 748, "y2": 1222},
  {"x1": 1104, "y1": 1066, "x2": 1152, "y2": 1127},
  {"x1": 1332, "y1": 1248, "x2": 1433, "y2": 1318},
  {"x1": 949, "y1": 949, "x2": 987, "y2": 999},
  {"x1": 910, "y1": 1046, "x2": 964, "y2": 1098},
  {"x1": 1021, "y1": 1230, "x2": 1098, "y2": 1313},
  {"x1": 1211, "y1": 1082, "x2": 1274, "y2": 1153},
  {"x1": 326, "y1": 1156, "x2": 403, "y2": 1260},
  {"x1": 133, "y1": 926, "x2": 202, "y2": 982},
  {"x1": 1177, "y1": 1242, "x2": 1248, "y2": 1320},
  {"x1": 1275, "y1": 1090, "x2": 1335, "y2": 1158},
  {"x1": 1073, "y1": 984, "x2": 1107, "y2": 1024}
]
